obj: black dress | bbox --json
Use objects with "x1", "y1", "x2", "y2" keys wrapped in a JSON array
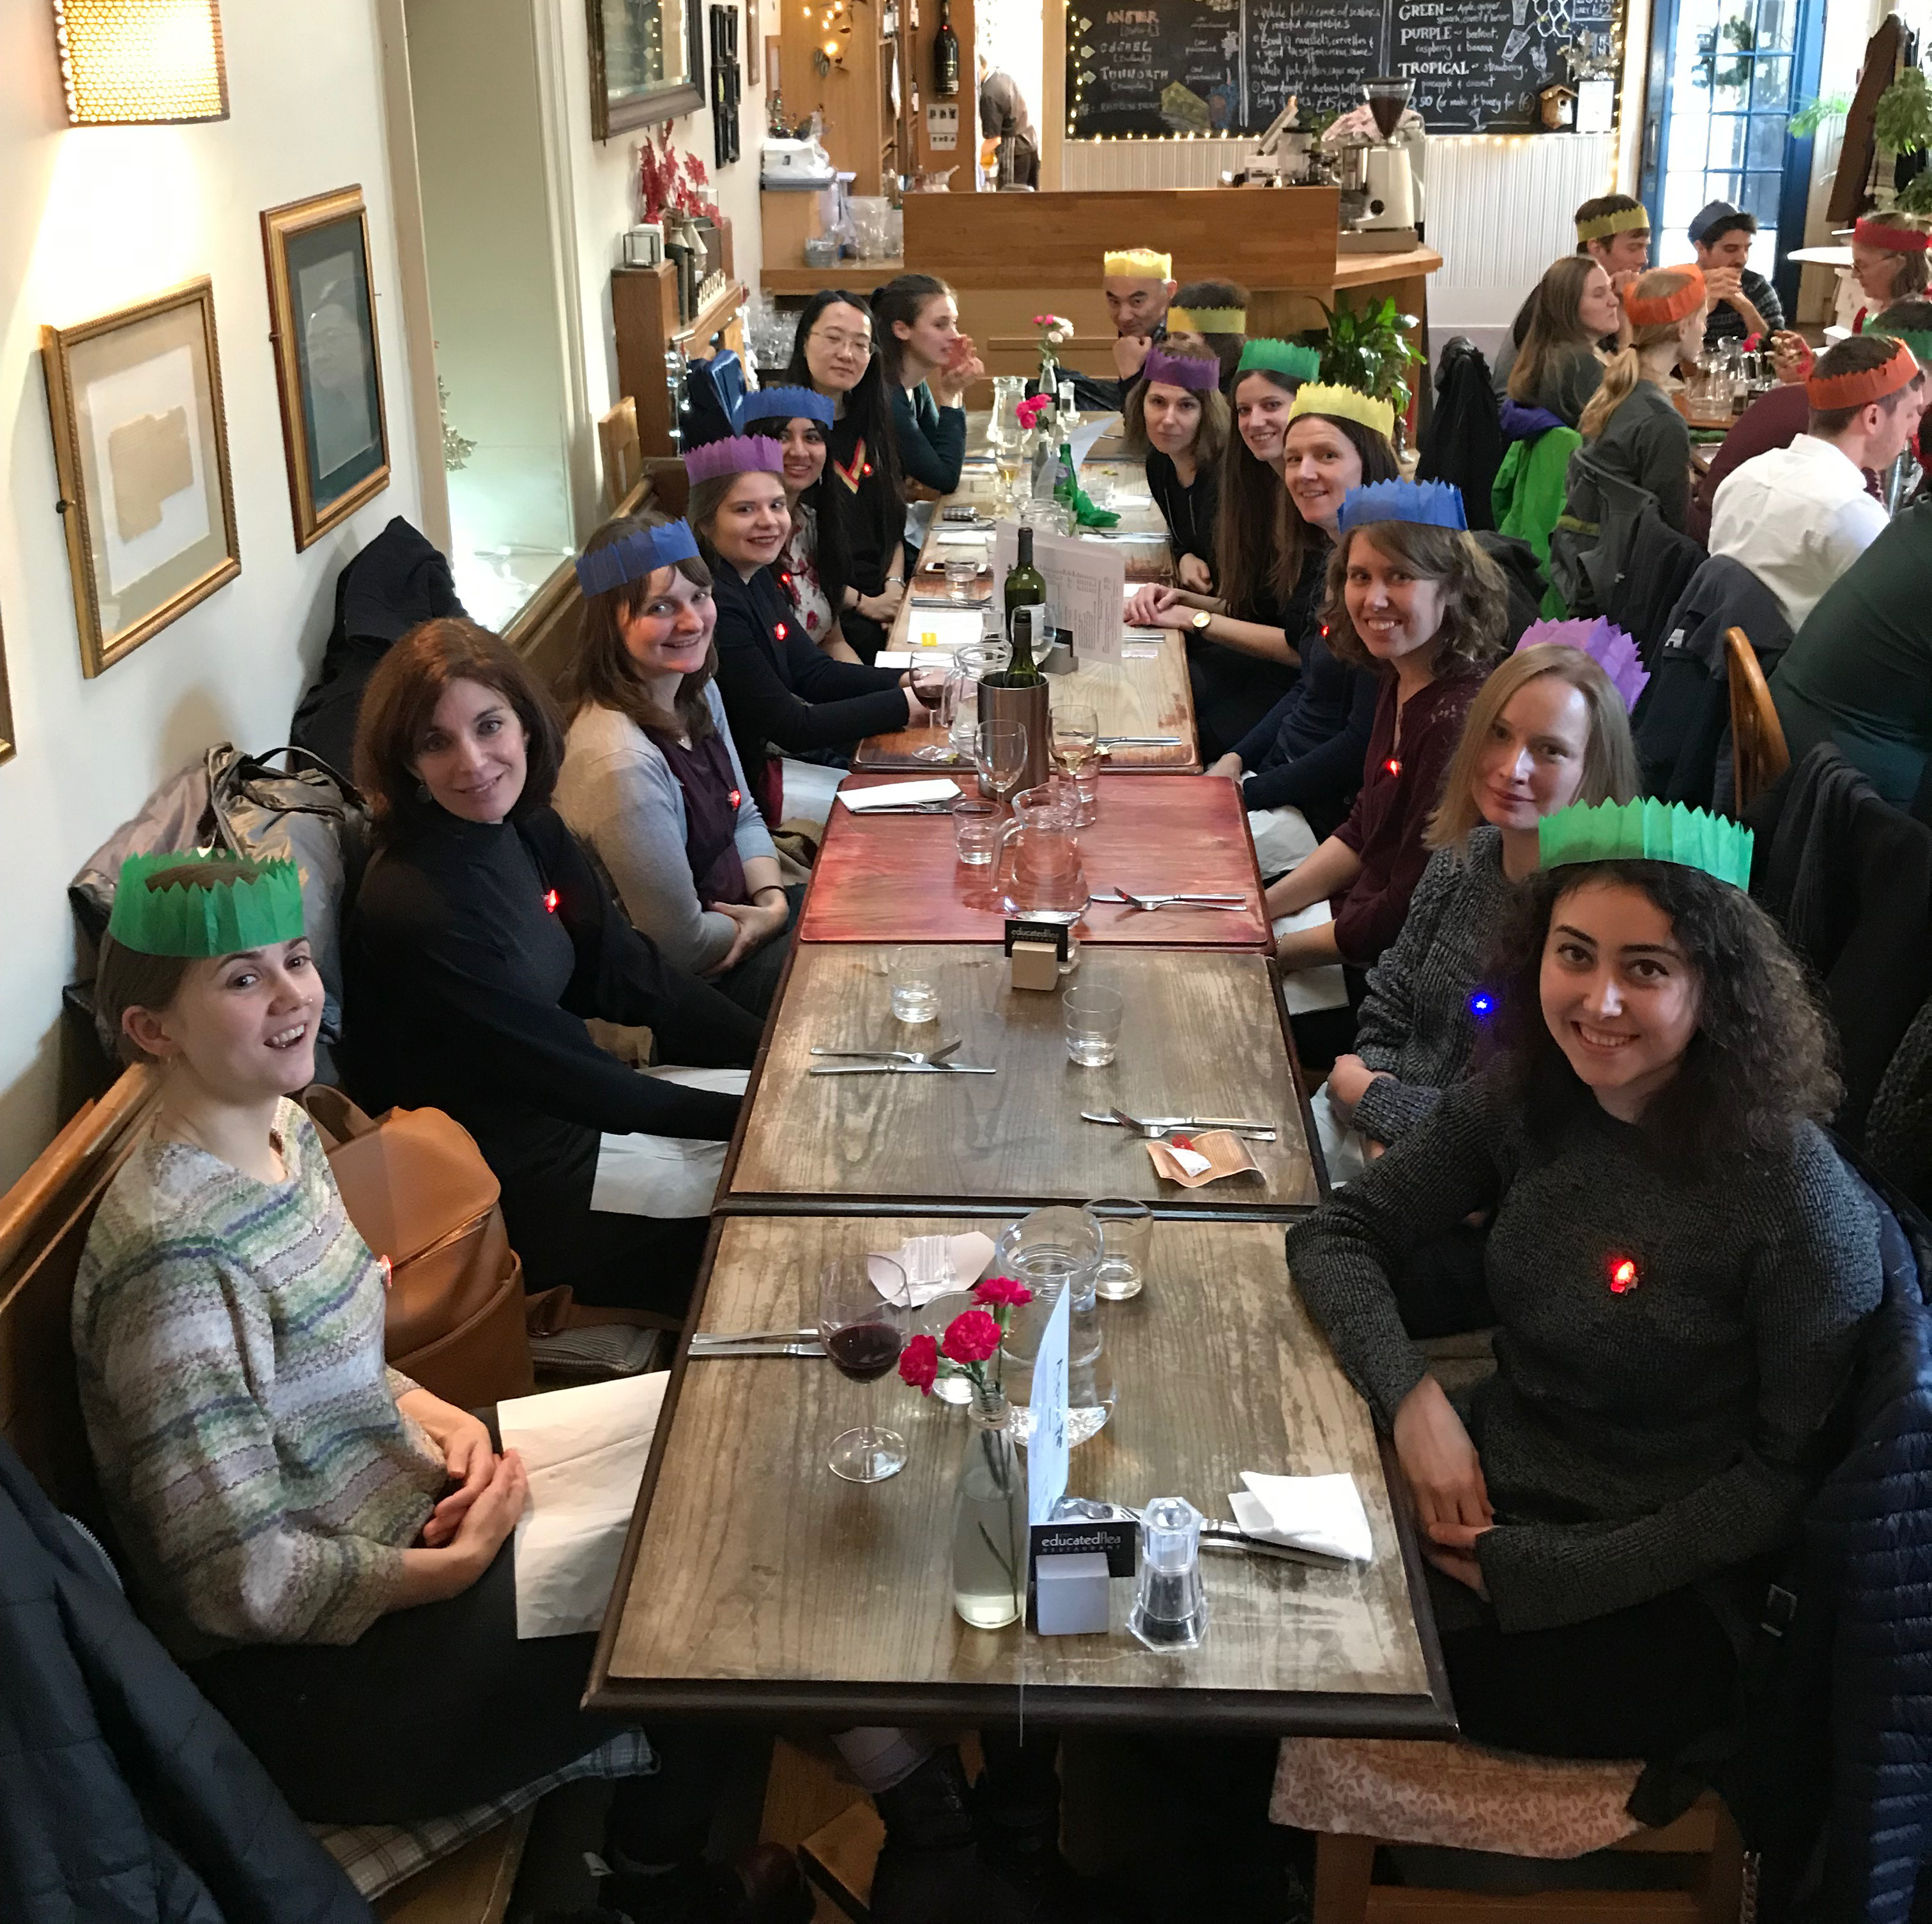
[
  {"x1": 709, "y1": 561, "x2": 908, "y2": 816},
  {"x1": 341, "y1": 804, "x2": 762, "y2": 1311},
  {"x1": 1186, "y1": 545, "x2": 1320, "y2": 765},
  {"x1": 824, "y1": 413, "x2": 903, "y2": 661}
]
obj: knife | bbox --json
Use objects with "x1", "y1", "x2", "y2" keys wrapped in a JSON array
[
  {"x1": 1098, "y1": 735, "x2": 1183, "y2": 746},
  {"x1": 688, "y1": 1341, "x2": 827, "y2": 1359},
  {"x1": 1080, "y1": 1111, "x2": 1276, "y2": 1131},
  {"x1": 1198, "y1": 1520, "x2": 1347, "y2": 1566},
  {"x1": 811, "y1": 1062, "x2": 998, "y2": 1076}
]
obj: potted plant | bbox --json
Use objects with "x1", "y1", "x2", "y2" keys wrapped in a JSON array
[{"x1": 1308, "y1": 294, "x2": 1423, "y2": 429}]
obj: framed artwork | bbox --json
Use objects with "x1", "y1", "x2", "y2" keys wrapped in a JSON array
[
  {"x1": 0, "y1": 602, "x2": 14, "y2": 767},
  {"x1": 588, "y1": 0, "x2": 705, "y2": 136},
  {"x1": 261, "y1": 186, "x2": 390, "y2": 551},
  {"x1": 41, "y1": 279, "x2": 241, "y2": 679}
]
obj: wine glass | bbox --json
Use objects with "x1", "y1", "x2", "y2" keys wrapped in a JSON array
[
  {"x1": 974, "y1": 719, "x2": 1029, "y2": 804},
  {"x1": 1050, "y1": 703, "x2": 1101, "y2": 826},
  {"x1": 818, "y1": 1255, "x2": 911, "y2": 1483}
]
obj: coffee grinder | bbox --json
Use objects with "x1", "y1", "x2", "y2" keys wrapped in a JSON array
[{"x1": 1358, "y1": 75, "x2": 1422, "y2": 234}]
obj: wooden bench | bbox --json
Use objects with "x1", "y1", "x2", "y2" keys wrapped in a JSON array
[{"x1": 0, "y1": 1066, "x2": 532, "y2": 1924}]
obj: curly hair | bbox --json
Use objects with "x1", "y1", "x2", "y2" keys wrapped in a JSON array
[
  {"x1": 1481, "y1": 859, "x2": 1842, "y2": 1167},
  {"x1": 1321, "y1": 521, "x2": 1509, "y2": 678}
]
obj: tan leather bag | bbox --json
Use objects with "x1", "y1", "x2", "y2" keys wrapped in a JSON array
[{"x1": 300, "y1": 1087, "x2": 535, "y2": 1409}]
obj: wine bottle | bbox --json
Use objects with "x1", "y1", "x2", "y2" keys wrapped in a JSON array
[
  {"x1": 933, "y1": 0, "x2": 960, "y2": 98},
  {"x1": 1004, "y1": 527, "x2": 1046, "y2": 684}
]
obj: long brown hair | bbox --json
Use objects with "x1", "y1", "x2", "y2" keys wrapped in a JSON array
[
  {"x1": 872, "y1": 271, "x2": 953, "y2": 388},
  {"x1": 1216, "y1": 378, "x2": 1398, "y2": 622},
  {"x1": 1425, "y1": 644, "x2": 1641, "y2": 855},
  {"x1": 354, "y1": 618, "x2": 565, "y2": 844},
  {"x1": 1121, "y1": 348, "x2": 1230, "y2": 465},
  {"x1": 1579, "y1": 267, "x2": 1703, "y2": 441},
  {"x1": 1321, "y1": 522, "x2": 1508, "y2": 678},
  {"x1": 557, "y1": 513, "x2": 718, "y2": 744},
  {"x1": 1509, "y1": 257, "x2": 1607, "y2": 408}
]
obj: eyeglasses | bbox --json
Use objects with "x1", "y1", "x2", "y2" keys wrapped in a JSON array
[{"x1": 812, "y1": 329, "x2": 872, "y2": 354}]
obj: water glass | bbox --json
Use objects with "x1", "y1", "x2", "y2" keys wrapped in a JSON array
[
  {"x1": 887, "y1": 949, "x2": 942, "y2": 1024},
  {"x1": 1063, "y1": 984, "x2": 1124, "y2": 1067},
  {"x1": 953, "y1": 797, "x2": 1002, "y2": 866},
  {"x1": 945, "y1": 557, "x2": 981, "y2": 603},
  {"x1": 1084, "y1": 1198, "x2": 1151, "y2": 1301}
]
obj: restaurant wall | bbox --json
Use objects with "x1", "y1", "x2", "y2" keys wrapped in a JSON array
[{"x1": 0, "y1": 0, "x2": 425, "y2": 1186}]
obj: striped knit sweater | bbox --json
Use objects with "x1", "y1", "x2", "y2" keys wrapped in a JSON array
[{"x1": 73, "y1": 1101, "x2": 447, "y2": 1658}]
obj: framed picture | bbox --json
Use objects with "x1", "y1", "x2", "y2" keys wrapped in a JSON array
[
  {"x1": 41, "y1": 279, "x2": 241, "y2": 679},
  {"x1": 588, "y1": 0, "x2": 705, "y2": 136},
  {"x1": 0, "y1": 602, "x2": 14, "y2": 767},
  {"x1": 261, "y1": 186, "x2": 390, "y2": 551}
]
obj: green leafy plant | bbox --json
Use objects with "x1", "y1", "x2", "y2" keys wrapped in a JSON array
[
  {"x1": 1875, "y1": 67, "x2": 1932, "y2": 156},
  {"x1": 1789, "y1": 91, "x2": 1851, "y2": 138},
  {"x1": 1898, "y1": 172, "x2": 1932, "y2": 215},
  {"x1": 1308, "y1": 295, "x2": 1423, "y2": 422}
]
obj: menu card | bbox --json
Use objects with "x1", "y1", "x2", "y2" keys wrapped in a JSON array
[{"x1": 991, "y1": 522, "x2": 1127, "y2": 663}]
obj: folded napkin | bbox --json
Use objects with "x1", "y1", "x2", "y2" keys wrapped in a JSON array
[
  {"x1": 869, "y1": 1230, "x2": 998, "y2": 1307},
  {"x1": 1232, "y1": 1472, "x2": 1374, "y2": 1564},
  {"x1": 1272, "y1": 900, "x2": 1350, "y2": 1017},
  {"x1": 1070, "y1": 488, "x2": 1121, "y2": 530},
  {"x1": 1144, "y1": 1130, "x2": 1260, "y2": 1187},
  {"x1": 838, "y1": 779, "x2": 962, "y2": 812}
]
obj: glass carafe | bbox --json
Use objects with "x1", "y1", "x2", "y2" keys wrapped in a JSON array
[
  {"x1": 993, "y1": 783, "x2": 1089, "y2": 922},
  {"x1": 937, "y1": 638, "x2": 1011, "y2": 763},
  {"x1": 995, "y1": 1206, "x2": 1114, "y2": 1447},
  {"x1": 988, "y1": 377, "x2": 1027, "y2": 508}
]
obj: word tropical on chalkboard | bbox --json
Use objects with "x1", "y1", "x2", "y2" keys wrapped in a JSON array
[{"x1": 1068, "y1": 0, "x2": 1618, "y2": 139}]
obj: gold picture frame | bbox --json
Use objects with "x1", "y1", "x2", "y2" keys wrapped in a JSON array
[
  {"x1": 0, "y1": 602, "x2": 15, "y2": 767},
  {"x1": 261, "y1": 185, "x2": 391, "y2": 551},
  {"x1": 42, "y1": 278, "x2": 241, "y2": 678}
]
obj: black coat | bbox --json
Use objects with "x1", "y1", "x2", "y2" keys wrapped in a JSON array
[
  {"x1": 1416, "y1": 338, "x2": 1503, "y2": 533},
  {"x1": 0, "y1": 1437, "x2": 371, "y2": 1923}
]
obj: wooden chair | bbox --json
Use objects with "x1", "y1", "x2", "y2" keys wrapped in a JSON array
[
  {"x1": 597, "y1": 398, "x2": 643, "y2": 511},
  {"x1": 0, "y1": 1067, "x2": 532, "y2": 1924},
  {"x1": 1726, "y1": 625, "x2": 1790, "y2": 813}
]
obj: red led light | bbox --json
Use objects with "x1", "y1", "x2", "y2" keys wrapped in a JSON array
[
  {"x1": 1609, "y1": 1256, "x2": 1639, "y2": 1295},
  {"x1": 543, "y1": 889, "x2": 559, "y2": 913},
  {"x1": 1384, "y1": 757, "x2": 1402, "y2": 777},
  {"x1": 775, "y1": 621, "x2": 788, "y2": 640},
  {"x1": 861, "y1": 462, "x2": 873, "y2": 477},
  {"x1": 728, "y1": 788, "x2": 741, "y2": 809}
]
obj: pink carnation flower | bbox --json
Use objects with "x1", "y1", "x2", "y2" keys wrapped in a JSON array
[
  {"x1": 973, "y1": 1274, "x2": 1032, "y2": 1309},
  {"x1": 898, "y1": 1332, "x2": 939, "y2": 1394},
  {"x1": 941, "y1": 1308, "x2": 1002, "y2": 1365}
]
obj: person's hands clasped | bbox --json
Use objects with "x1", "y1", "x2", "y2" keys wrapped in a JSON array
[
  {"x1": 445, "y1": 1449, "x2": 528, "y2": 1575},
  {"x1": 1703, "y1": 266, "x2": 1744, "y2": 307},
  {"x1": 1392, "y1": 1375, "x2": 1492, "y2": 1593},
  {"x1": 1769, "y1": 330, "x2": 1813, "y2": 385},
  {"x1": 1206, "y1": 751, "x2": 1243, "y2": 781},
  {"x1": 1126, "y1": 583, "x2": 1188, "y2": 627},
  {"x1": 1325, "y1": 1053, "x2": 1388, "y2": 1116},
  {"x1": 856, "y1": 581, "x2": 906, "y2": 625},
  {"x1": 705, "y1": 896, "x2": 788, "y2": 975},
  {"x1": 398, "y1": 1390, "x2": 496, "y2": 1548},
  {"x1": 931, "y1": 337, "x2": 986, "y2": 406}
]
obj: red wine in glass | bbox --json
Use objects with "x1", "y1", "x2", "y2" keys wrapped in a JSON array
[{"x1": 818, "y1": 1255, "x2": 911, "y2": 1482}]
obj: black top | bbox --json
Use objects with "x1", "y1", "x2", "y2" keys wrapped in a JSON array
[
  {"x1": 342, "y1": 805, "x2": 760, "y2": 1193},
  {"x1": 1145, "y1": 448, "x2": 1219, "y2": 569},
  {"x1": 1232, "y1": 615, "x2": 1378, "y2": 825},
  {"x1": 825, "y1": 413, "x2": 901, "y2": 597},
  {"x1": 1185, "y1": 543, "x2": 1320, "y2": 765},
  {"x1": 710, "y1": 561, "x2": 908, "y2": 786}
]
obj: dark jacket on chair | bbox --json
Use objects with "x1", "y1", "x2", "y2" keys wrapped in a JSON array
[
  {"x1": 0, "y1": 1435, "x2": 372, "y2": 1923},
  {"x1": 1614, "y1": 512, "x2": 1707, "y2": 671},
  {"x1": 1416, "y1": 339, "x2": 1502, "y2": 533}
]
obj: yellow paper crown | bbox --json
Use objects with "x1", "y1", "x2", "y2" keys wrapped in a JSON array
[
  {"x1": 1287, "y1": 382, "x2": 1396, "y2": 440},
  {"x1": 1575, "y1": 205, "x2": 1651, "y2": 244},
  {"x1": 1103, "y1": 247, "x2": 1172, "y2": 280},
  {"x1": 1168, "y1": 305, "x2": 1247, "y2": 333}
]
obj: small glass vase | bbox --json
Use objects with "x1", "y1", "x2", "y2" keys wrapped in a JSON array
[{"x1": 950, "y1": 1384, "x2": 1027, "y2": 1630}]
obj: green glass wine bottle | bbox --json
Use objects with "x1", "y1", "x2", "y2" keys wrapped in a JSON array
[{"x1": 1003, "y1": 527, "x2": 1046, "y2": 685}]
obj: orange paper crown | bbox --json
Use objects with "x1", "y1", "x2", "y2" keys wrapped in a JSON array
[
  {"x1": 1621, "y1": 265, "x2": 1706, "y2": 327},
  {"x1": 1807, "y1": 337, "x2": 1921, "y2": 410}
]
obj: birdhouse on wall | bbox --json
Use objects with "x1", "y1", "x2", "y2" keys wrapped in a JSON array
[{"x1": 1538, "y1": 83, "x2": 1577, "y2": 132}]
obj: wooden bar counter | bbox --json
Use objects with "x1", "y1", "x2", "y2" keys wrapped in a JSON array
[{"x1": 588, "y1": 1212, "x2": 1449, "y2": 1732}]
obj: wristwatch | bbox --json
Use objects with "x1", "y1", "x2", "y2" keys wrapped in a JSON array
[{"x1": 1190, "y1": 609, "x2": 1213, "y2": 632}]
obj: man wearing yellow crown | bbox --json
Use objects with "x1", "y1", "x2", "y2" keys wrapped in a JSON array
[{"x1": 1062, "y1": 246, "x2": 1181, "y2": 414}]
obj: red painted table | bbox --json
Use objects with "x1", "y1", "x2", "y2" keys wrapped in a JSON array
[{"x1": 797, "y1": 772, "x2": 1270, "y2": 949}]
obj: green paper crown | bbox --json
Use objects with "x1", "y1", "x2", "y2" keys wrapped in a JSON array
[
  {"x1": 1864, "y1": 322, "x2": 1932, "y2": 372},
  {"x1": 1537, "y1": 799, "x2": 1752, "y2": 890},
  {"x1": 107, "y1": 850, "x2": 307, "y2": 958},
  {"x1": 1236, "y1": 337, "x2": 1321, "y2": 381}
]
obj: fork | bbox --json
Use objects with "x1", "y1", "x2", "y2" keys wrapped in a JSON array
[
  {"x1": 1108, "y1": 887, "x2": 1248, "y2": 912},
  {"x1": 811, "y1": 1039, "x2": 962, "y2": 1065}
]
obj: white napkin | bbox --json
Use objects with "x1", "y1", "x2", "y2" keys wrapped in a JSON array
[
  {"x1": 869, "y1": 1230, "x2": 998, "y2": 1307},
  {"x1": 1167, "y1": 1143, "x2": 1213, "y2": 1177},
  {"x1": 1272, "y1": 900, "x2": 1350, "y2": 1016},
  {"x1": 592, "y1": 1067, "x2": 751, "y2": 1219},
  {"x1": 1232, "y1": 1472, "x2": 1374, "y2": 1564},
  {"x1": 873, "y1": 650, "x2": 917, "y2": 669},
  {"x1": 936, "y1": 529, "x2": 990, "y2": 546},
  {"x1": 838, "y1": 778, "x2": 962, "y2": 812},
  {"x1": 499, "y1": 1371, "x2": 670, "y2": 1637}
]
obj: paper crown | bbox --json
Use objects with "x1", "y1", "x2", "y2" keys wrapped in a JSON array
[
  {"x1": 1238, "y1": 337, "x2": 1322, "y2": 382},
  {"x1": 1538, "y1": 798, "x2": 1753, "y2": 890},
  {"x1": 1687, "y1": 199, "x2": 1751, "y2": 245},
  {"x1": 1288, "y1": 381, "x2": 1397, "y2": 439},
  {"x1": 1807, "y1": 336, "x2": 1920, "y2": 409},
  {"x1": 1621, "y1": 266, "x2": 1707, "y2": 327},
  {"x1": 1168, "y1": 305, "x2": 1247, "y2": 333},
  {"x1": 1864, "y1": 322, "x2": 1932, "y2": 372},
  {"x1": 1142, "y1": 345, "x2": 1220, "y2": 393},
  {"x1": 1337, "y1": 478, "x2": 1467, "y2": 535},
  {"x1": 1514, "y1": 617, "x2": 1650, "y2": 712},
  {"x1": 576, "y1": 520, "x2": 702, "y2": 597},
  {"x1": 736, "y1": 385, "x2": 834, "y2": 429},
  {"x1": 108, "y1": 850, "x2": 307, "y2": 959},
  {"x1": 1854, "y1": 215, "x2": 1932, "y2": 254},
  {"x1": 682, "y1": 436, "x2": 785, "y2": 484},
  {"x1": 1103, "y1": 247, "x2": 1172, "y2": 279},
  {"x1": 1575, "y1": 204, "x2": 1651, "y2": 244}
]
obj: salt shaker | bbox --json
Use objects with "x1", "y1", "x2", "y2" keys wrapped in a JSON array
[{"x1": 1128, "y1": 1496, "x2": 1209, "y2": 1651}]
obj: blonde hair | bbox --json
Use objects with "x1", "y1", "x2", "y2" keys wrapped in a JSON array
[
  {"x1": 1425, "y1": 644, "x2": 1642, "y2": 855},
  {"x1": 1579, "y1": 268, "x2": 1703, "y2": 441}
]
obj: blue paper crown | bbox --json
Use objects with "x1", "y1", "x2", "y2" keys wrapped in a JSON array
[
  {"x1": 737, "y1": 385, "x2": 835, "y2": 428},
  {"x1": 1337, "y1": 479, "x2": 1468, "y2": 536},
  {"x1": 574, "y1": 521, "x2": 702, "y2": 597}
]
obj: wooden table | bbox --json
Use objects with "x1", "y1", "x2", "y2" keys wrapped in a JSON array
[
  {"x1": 723, "y1": 944, "x2": 1321, "y2": 1215},
  {"x1": 588, "y1": 1213, "x2": 1448, "y2": 1732},
  {"x1": 799, "y1": 772, "x2": 1269, "y2": 949}
]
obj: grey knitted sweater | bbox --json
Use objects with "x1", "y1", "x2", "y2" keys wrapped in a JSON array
[
  {"x1": 1287, "y1": 1068, "x2": 1881, "y2": 1637},
  {"x1": 1351, "y1": 828, "x2": 1516, "y2": 1145}
]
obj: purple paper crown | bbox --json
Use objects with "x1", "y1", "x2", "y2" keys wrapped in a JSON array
[
  {"x1": 1514, "y1": 617, "x2": 1650, "y2": 712},
  {"x1": 1336, "y1": 478, "x2": 1467, "y2": 536},
  {"x1": 1141, "y1": 346, "x2": 1220, "y2": 393},
  {"x1": 737, "y1": 385, "x2": 835, "y2": 429},
  {"x1": 574, "y1": 520, "x2": 702, "y2": 597},
  {"x1": 682, "y1": 436, "x2": 785, "y2": 484}
]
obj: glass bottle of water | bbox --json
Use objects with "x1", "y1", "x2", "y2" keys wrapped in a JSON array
[{"x1": 951, "y1": 1386, "x2": 1026, "y2": 1629}]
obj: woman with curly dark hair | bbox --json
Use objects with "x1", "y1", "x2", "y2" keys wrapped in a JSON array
[
  {"x1": 1285, "y1": 799, "x2": 1881, "y2": 1765},
  {"x1": 1266, "y1": 479, "x2": 1508, "y2": 975}
]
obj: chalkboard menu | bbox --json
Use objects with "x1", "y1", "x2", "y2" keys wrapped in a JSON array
[{"x1": 1068, "y1": 0, "x2": 1614, "y2": 139}]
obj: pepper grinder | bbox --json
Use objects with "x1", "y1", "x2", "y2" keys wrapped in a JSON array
[{"x1": 1128, "y1": 1496, "x2": 1209, "y2": 1651}]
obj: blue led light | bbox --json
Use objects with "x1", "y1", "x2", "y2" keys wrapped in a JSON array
[{"x1": 1469, "y1": 991, "x2": 1494, "y2": 1018}]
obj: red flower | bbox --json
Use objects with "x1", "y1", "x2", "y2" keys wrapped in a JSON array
[
  {"x1": 899, "y1": 1332, "x2": 939, "y2": 1393},
  {"x1": 973, "y1": 1274, "x2": 1032, "y2": 1309},
  {"x1": 941, "y1": 1308, "x2": 1002, "y2": 1365}
]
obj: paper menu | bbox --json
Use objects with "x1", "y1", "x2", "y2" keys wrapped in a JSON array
[
  {"x1": 1065, "y1": 415, "x2": 1121, "y2": 474},
  {"x1": 990, "y1": 522, "x2": 1126, "y2": 664}
]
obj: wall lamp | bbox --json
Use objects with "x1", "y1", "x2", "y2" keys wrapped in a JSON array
[{"x1": 51, "y1": 0, "x2": 229, "y2": 126}]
